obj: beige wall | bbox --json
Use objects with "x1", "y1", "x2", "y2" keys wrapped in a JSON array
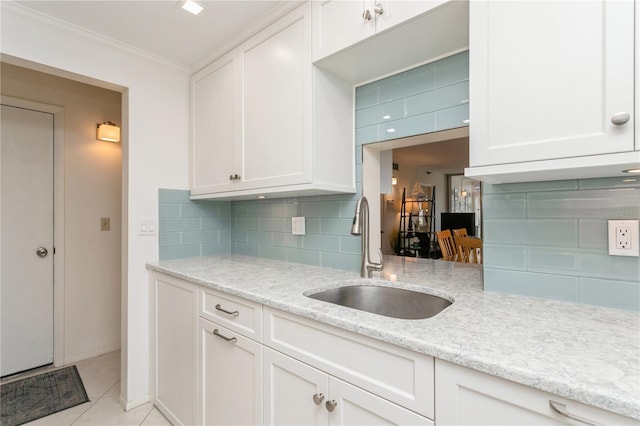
[{"x1": 2, "y1": 63, "x2": 122, "y2": 363}]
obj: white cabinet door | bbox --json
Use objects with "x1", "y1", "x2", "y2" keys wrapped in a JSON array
[
  {"x1": 312, "y1": 0, "x2": 447, "y2": 61},
  {"x1": 151, "y1": 275, "x2": 197, "y2": 426},
  {"x1": 312, "y1": 0, "x2": 374, "y2": 60},
  {"x1": 264, "y1": 347, "x2": 329, "y2": 426},
  {"x1": 435, "y1": 359, "x2": 637, "y2": 426},
  {"x1": 239, "y1": 3, "x2": 311, "y2": 191},
  {"x1": 469, "y1": 0, "x2": 634, "y2": 167},
  {"x1": 374, "y1": 1, "x2": 447, "y2": 34},
  {"x1": 191, "y1": 50, "x2": 240, "y2": 195},
  {"x1": 329, "y1": 377, "x2": 433, "y2": 426},
  {"x1": 199, "y1": 318, "x2": 263, "y2": 426},
  {"x1": 264, "y1": 347, "x2": 433, "y2": 426}
]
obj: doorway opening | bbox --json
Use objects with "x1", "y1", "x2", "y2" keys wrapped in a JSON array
[
  {"x1": 362, "y1": 126, "x2": 481, "y2": 261},
  {"x1": 0, "y1": 63, "x2": 123, "y2": 379}
]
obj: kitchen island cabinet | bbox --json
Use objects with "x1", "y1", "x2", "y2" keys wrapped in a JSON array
[
  {"x1": 465, "y1": 0, "x2": 639, "y2": 183},
  {"x1": 148, "y1": 255, "x2": 640, "y2": 424}
]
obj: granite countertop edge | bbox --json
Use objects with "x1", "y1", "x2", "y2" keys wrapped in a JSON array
[{"x1": 146, "y1": 255, "x2": 640, "y2": 420}]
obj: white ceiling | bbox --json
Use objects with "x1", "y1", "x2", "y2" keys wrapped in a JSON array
[
  {"x1": 393, "y1": 137, "x2": 469, "y2": 175},
  {"x1": 12, "y1": 0, "x2": 288, "y2": 67}
]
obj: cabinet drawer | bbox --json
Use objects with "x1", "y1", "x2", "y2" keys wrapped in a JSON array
[
  {"x1": 435, "y1": 359, "x2": 638, "y2": 425},
  {"x1": 263, "y1": 307, "x2": 434, "y2": 419},
  {"x1": 198, "y1": 287, "x2": 262, "y2": 341}
]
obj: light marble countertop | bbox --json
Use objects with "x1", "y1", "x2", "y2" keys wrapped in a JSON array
[{"x1": 146, "y1": 254, "x2": 640, "y2": 420}]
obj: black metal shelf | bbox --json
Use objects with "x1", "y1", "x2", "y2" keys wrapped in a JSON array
[{"x1": 396, "y1": 187, "x2": 436, "y2": 258}]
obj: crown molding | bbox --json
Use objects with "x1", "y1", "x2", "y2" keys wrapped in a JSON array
[{"x1": 0, "y1": 1, "x2": 190, "y2": 73}]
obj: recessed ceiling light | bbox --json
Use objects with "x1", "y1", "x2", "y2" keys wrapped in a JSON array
[
  {"x1": 181, "y1": 0, "x2": 203, "y2": 15},
  {"x1": 622, "y1": 168, "x2": 640, "y2": 174}
]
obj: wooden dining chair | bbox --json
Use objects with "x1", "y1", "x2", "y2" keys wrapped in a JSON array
[
  {"x1": 436, "y1": 230, "x2": 457, "y2": 261},
  {"x1": 455, "y1": 236, "x2": 483, "y2": 264},
  {"x1": 452, "y1": 228, "x2": 468, "y2": 239}
]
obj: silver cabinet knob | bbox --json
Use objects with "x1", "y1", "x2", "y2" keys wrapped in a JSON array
[
  {"x1": 374, "y1": 3, "x2": 384, "y2": 15},
  {"x1": 312, "y1": 393, "x2": 324, "y2": 405},
  {"x1": 611, "y1": 112, "x2": 630, "y2": 125},
  {"x1": 36, "y1": 247, "x2": 48, "y2": 258},
  {"x1": 362, "y1": 9, "x2": 372, "y2": 20},
  {"x1": 325, "y1": 400, "x2": 337, "y2": 412}
]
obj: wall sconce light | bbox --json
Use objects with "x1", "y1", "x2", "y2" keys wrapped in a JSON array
[{"x1": 96, "y1": 121, "x2": 121, "y2": 142}]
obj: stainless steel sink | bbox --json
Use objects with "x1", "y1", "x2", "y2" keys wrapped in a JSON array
[{"x1": 307, "y1": 285, "x2": 452, "y2": 319}]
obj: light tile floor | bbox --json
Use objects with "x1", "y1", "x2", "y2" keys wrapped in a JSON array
[{"x1": 2, "y1": 350, "x2": 171, "y2": 426}]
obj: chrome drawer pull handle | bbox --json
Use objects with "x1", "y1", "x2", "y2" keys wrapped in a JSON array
[
  {"x1": 313, "y1": 393, "x2": 324, "y2": 405},
  {"x1": 215, "y1": 304, "x2": 239, "y2": 316},
  {"x1": 549, "y1": 401, "x2": 603, "y2": 426},
  {"x1": 211, "y1": 328, "x2": 237, "y2": 343}
]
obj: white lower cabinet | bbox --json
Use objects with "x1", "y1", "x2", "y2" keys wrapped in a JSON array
[
  {"x1": 435, "y1": 359, "x2": 637, "y2": 426},
  {"x1": 264, "y1": 347, "x2": 432, "y2": 426},
  {"x1": 198, "y1": 318, "x2": 262, "y2": 425},
  {"x1": 150, "y1": 274, "x2": 198, "y2": 426},
  {"x1": 151, "y1": 273, "x2": 636, "y2": 426}
]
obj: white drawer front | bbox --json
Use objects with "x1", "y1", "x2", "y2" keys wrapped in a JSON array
[
  {"x1": 198, "y1": 287, "x2": 262, "y2": 341},
  {"x1": 263, "y1": 307, "x2": 434, "y2": 419}
]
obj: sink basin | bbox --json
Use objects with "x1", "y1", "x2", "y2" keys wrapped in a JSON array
[{"x1": 307, "y1": 285, "x2": 452, "y2": 319}]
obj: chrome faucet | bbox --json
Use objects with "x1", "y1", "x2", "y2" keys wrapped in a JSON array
[{"x1": 351, "y1": 196, "x2": 384, "y2": 278}]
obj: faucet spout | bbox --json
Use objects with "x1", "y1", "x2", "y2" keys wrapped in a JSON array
[{"x1": 351, "y1": 196, "x2": 384, "y2": 278}]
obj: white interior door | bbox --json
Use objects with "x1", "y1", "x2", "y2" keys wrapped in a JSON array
[{"x1": 1, "y1": 104, "x2": 54, "y2": 377}]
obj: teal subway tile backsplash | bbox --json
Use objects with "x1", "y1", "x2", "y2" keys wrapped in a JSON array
[
  {"x1": 580, "y1": 278, "x2": 640, "y2": 311},
  {"x1": 158, "y1": 189, "x2": 231, "y2": 260},
  {"x1": 355, "y1": 51, "x2": 469, "y2": 143},
  {"x1": 483, "y1": 178, "x2": 640, "y2": 311},
  {"x1": 484, "y1": 268, "x2": 580, "y2": 302},
  {"x1": 159, "y1": 188, "x2": 361, "y2": 271}
]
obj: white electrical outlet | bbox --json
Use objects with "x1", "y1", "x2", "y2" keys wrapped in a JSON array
[
  {"x1": 292, "y1": 216, "x2": 306, "y2": 236},
  {"x1": 608, "y1": 220, "x2": 639, "y2": 257}
]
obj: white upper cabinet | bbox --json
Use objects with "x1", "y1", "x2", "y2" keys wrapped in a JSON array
[
  {"x1": 239, "y1": 5, "x2": 310, "y2": 191},
  {"x1": 466, "y1": 0, "x2": 638, "y2": 183},
  {"x1": 191, "y1": 2, "x2": 355, "y2": 200},
  {"x1": 191, "y1": 50, "x2": 239, "y2": 195},
  {"x1": 312, "y1": 0, "x2": 447, "y2": 62}
]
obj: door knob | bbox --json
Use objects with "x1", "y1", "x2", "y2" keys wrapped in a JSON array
[
  {"x1": 611, "y1": 112, "x2": 630, "y2": 125},
  {"x1": 36, "y1": 247, "x2": 48, "y2": 257},
  {"x1": 313, "y1": 393, "x2": 324, "y2": 405},
  {"x1": 325, "y1": 400, "x2": 337, "y2": 412},
  {"x1": 362, "y1": 9, "x2": 372, "y2": 20},
  {"x1": 374, "y1": 3, "x2": 384, "y2": 15}
]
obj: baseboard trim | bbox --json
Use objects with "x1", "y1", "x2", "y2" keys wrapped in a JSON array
[{"x1": 119, "y1": 394, "x2": 150, "y2": 412}]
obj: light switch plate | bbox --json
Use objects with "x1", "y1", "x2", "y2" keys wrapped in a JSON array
[
  {"x1": 608, "y1": 220, "x2": 639, "y2": 257},
  {"x1": 292, "y1": 216, "x2": 306, "y2": 235}
]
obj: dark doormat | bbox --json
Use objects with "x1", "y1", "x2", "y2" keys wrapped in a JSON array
[{"x1": 0, "y1": 365, "x2": 89, "y2": 426}]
